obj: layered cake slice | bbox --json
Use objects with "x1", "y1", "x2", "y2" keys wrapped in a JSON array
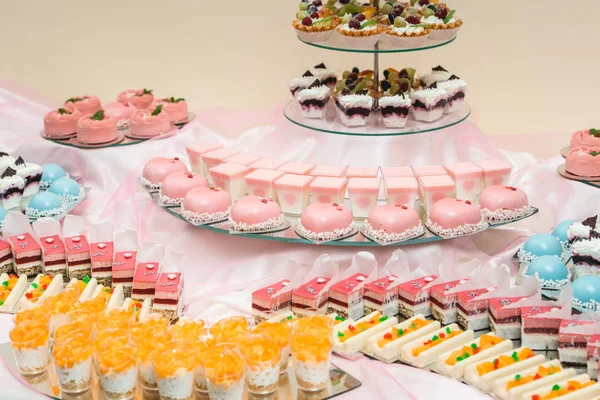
[
  {"x1": 112, "y1": 251, "x2": 136, "y2": 298},
  {"x1": 521, "y1": 305, "x2": 563, "y2": 350},
  {"x1": 9, "y1": 233, "x2": 42, "y2": 277},
  {"x1": 489, "y1": 296, "x2": 531, "y2": 340},
  {"x1": 39, "y1": 235, "x2": 67, "y2": 279},
  {"x1": 335, "y1": 92, "x2": 374, "y2": 127},
  {"x1": 185, "y1": 142, "x2": 222, "y2": 176},
  {"x1": 0, "y1": 238, "x2": 14, "y2": 275},
  {"x1": 437, "y1": 76, "x2": 468, "y2": 114},
  {"x1": 0, "y1": 167, "x2": 25, "y2": 210},
  {"x1": 558, "y1": 319, "x2": 598, "y2": 366},
  {"x1": 65, "y1": 235, "x2": 92, "y2": 280},
  {"x1": 347, "y1": 178, "x2": 380, "y2": 219},
  {"x1": 14, "y1": 157, "x2": 42, "y2": 197},
  {"x1": 430, "y1": 278, "x2": 468, "y2": 325},
  {"x1": 332, "y1": 311, "x2": 398, "y2": 354},
  {"x1": 251, "y1": 279, "x2": 292, "y2": 324},
  {"x1": 588, "y1": 334, "x2": 600, "y2": 379},
  {"x1": 456, "y1": 287, "x2": 494, "y2": 331},
  {"x1": 327, "y1": 273, "x2": 367, "y2": 321},
  {"x1": 152, "y1": 271, "x2": 184, "y2": 321},
  {"x1": 397, "y1": 275, "x2": 438, "y2": 319},
  {"x1": 364, "y1": 275, "x2": 399, "y2": 317},
  {"x1": 291, "y1": 276, "x2": 331, "y2": 317},
  {"x1": 410, "y1": 86, "x2": 448, "y2": 122},
  {"x1": 295, "y1": 79, "x2": 331, "y2": 119},
  {"x1": 131, "y1": 262, "x2": 161, "y2": 302},
  {"x1": 90, "y1": 241, "x2": 114, "y2": 287}
]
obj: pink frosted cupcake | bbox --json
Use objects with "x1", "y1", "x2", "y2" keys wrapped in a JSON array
[
  {"x1": 478, "y1": 185, "x2": 532, "y2": 222},
  {"x1": 76, "y1": 110, "x2": 118, "y2": 144},
  {"x1": 153, "y1": 97, "x2": 188, "y2": 123},
  {"x1": 159, "y1": 172, "x2": 209, "y2": 206},
  {"x1": 181, "y1": 186, "x2": 232, "y2": 224},
  {"x1": 570, "y1": 128, "x2": 600, "y2": 150},
  {"x1": 297, "y1": 202, "x2": 355, "y2": 241},
  {"x1": 141, "y1": 157, "x2": 188, "y2": 190},
  {"x1": 117, "y1": 88, "x2": 154, "y2": 109},
  {"x1": 364, "y1": 204, "x2": 424, "y2": 243},
  {"x1": 426, "y1": 198, "x2": 486, "y2": 237},
  {"x1": 43, "y1": 108, "x2": 82, "y2": 138},
  {"x1": 130, "y1": 105, "x2": 172, "y2": 138},
  {"x1": 64, "y1": 95, "x2": 101, "y2": 116},
  {"x1": 103, "y1": 102, "x2": 136, "y2": 130},
  {"x1": 229, "y1": 195, "x2": 285, "y2": 232},
  {"x1": 565, "y1": 146, "x2": 600, "y2": 177}
]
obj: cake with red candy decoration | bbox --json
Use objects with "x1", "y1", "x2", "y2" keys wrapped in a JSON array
[
  {"x1": 112, "y1": 251, "x2": 136, "y2": 298},
  {"x1": 103, "y1": 102, "x2": 136, "y2": 130},
  {"x1": 65, "y1": 234, "x2": 92, "y2": 280},
  {"x1": 229, "y1": 195, "x2": 285, "y2": 232},
  {"x1": 327, "y1": 273, "x2": 367, "y2": 320},
  {"x1": 364, "y1": 204, "x2": 424, "y2": 243},
  {"x1": 456, "y1": 287, "x2": 494, "y2": 331},
  {"x1": 153, "y1": 97, "x2": 188, "y2": 123},
  {"x1": 430, "y1": 278, "x2": 468, "y2": 325},
  {"x1": 130, "y1": 105, "x2": 172, "y2": 138},
  {"x1": 521, "y1": 305, "x2": 562, "y2": 350},
  {"x1": 90, "y1": 241, "x2": 114, "y2": 287},
  {"x1": 76, "y1": 110, "x2": 118, "y2": 144},
  {"x1": 43, "y1": 108, "x2": 83, "y2": 138},
  {"x1": 64, "y1": 95, "x2": 101, "y2": 115},
  {"x1": 152, "y1": 271, "x2": 184, "y2": 320},
  {"x1": 570, "y1": 128, "x2": 600, "y2": 149},
  {"x1": 251, "y1": 279, "x2": 292, "y2": 324},
  {"x1": 488, "y1": 296, "x2": 530, "y2": 340},
  {"x1": 131, "y1": 262, "x2": 160, "y2": 302},
  {"x1": 9, "y1": 233, "x2": 42, "y2": 277},
  {"x1": 426, "y1": 198, "x2": 486, "y2": 237},
  {"x1": 297, "y1": 202, "x2": 355, "y2": 241},
  {"x1": 39, "y1": 235, "x2": 66, "y2": 279},
  {"x1": 364, "y1": 275, "x2": 399, "y2": 317},
  {"x1": 0, "y1": 238, "x2": 14, "y2": 275},
  {"x1": 558, "y1": 319, "x2": 597, "y2": 366},
  {"x1": 587, "y1": 334, "x2": 600, "y2": 379},
  {"x1": 141, "y1": 157, "x2": 188, "y2": 190},
  {"x1": 397, "y1": 275, "x2": 438, "y2": 319},
  {"x1": 158, "y1": 172, "x2": 208, "y2": 206},
  {"x1": 565, "y1": 146, "x2": 600, "y2": 177},
  {"x1": 181, "y1": 186, "x2": 232, "y2": 224},
  {"x1": 291, "y1": 276, "x2": 331, "y2": 317},
  {"x1": 479, "y1": 185, "x2": 532, "y2": 222},
  {"x1": 117, "y1": 88, "x2": 154, "y2": 109}
]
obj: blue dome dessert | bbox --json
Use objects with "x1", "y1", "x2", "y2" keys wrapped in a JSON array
[
  {"x1": 48, "y1": 177, "x2": 83, "y2": 203},
  {"x1": 519, "y1": 233, "x2": 564, "y2": 264},
  {"x1": 572, "y1": 275, "x2": 600, "y2": 312},
  {"x1": 40, "y1": 164, "x2": 67, "y2": 190},
  {"x1": 524, "y1": 255, "x2": 571, "y2": 290},
  {"x1": 25, "y1": 192, "x2": 65, "y2": 219},
  {"x1": 551, "y1": 220, "x2": 575, "y2": 245},
  {"x1": 0, "y1": 205, "x2": 6, "y2": 228}
]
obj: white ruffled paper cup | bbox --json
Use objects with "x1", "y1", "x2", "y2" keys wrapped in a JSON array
[
  {"x1": 386, "y1": 32, "x2": 430, "y2": 48},
  {"x1": 337, "y1": 32, "x2": 381, "y2": 49},
  {"x1": 295, "y1": 28, "x2": 335, "y2": 43},
  {"x1": 428, "y1": 26, "x2": 461, "y2": 40}
]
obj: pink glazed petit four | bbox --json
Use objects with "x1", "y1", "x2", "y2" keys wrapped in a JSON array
[
  {"x1": 443, "y1": 162, "x2": 482, "y2": 202},
  {"x1": 159, "y1": 172, "x2": 209, "y2": 206},
  {"x1": 456, "y1": 287, "x2": 494, "y2": 331},
  {"x1": 310, "y1": 176, "x2": 348, "y2": 204},
  {"x1": 244, "y1": 169, "x2": 285, "y2": 201},
  {"x1": 130, "y1": 105, "x2": 171, "y2": 138},
  {"x1": 181, "y1": 186, "x2": 231, "y2": 224},
  {"x1": 223, "y1": 152, "x2": 262, "y2": 167},
  {"x1": 412, "y1": 165, "x2": 448, "y2": 177},
  {"x1": 90, "y1": 241, "x2": 114, "y2": 287},
  {"x1": 112, "y1": 251, "x2": 137, "y2": 298},
  {"x1": 310, "y1": 164, "x2": 347, "y2": 177},
  {"x1": 479, "y1": 185, "x2": 531, "y2": 222},
  {"x1": 566, "y1": 146, "x2": 600, "y2": 177},
  {"x1": 141, "y1": 157, "x2": 188, "y2": 190},
  {"x1": 364, "y1": 204, "x2": 424, "y2": 243},
  {"x1": 475, "y1": 159, "x2": 512, "y2": 187},
  {"x1": 587, "y1": 334, "x2": 600, "y2": 379},
  {"x1": 65, "y1": 235, "x2": 91, "y2": 280},
  {"x1": 201, "y1": 148, "x2": 240, "y2": 179},
  {"x1": 398, "y1": 275, "x2": 438, "y2": 318},
  {"x1": 274, "y1": 174, "x2": 314, "y2": 215},
  {"x1": 153, "y1": 97, "x2": 188, "y2": 123},
  {"x1": 292, "y1": 276, "x2": 331, "y2": 317},
  {"x1": 297, "y1": 202, "x2": 355, "y2": 241},
  {"x1": 427, "y1": 198, "x2": 485, "y2": 237},
  {"x1": 418, "y1": 175, "x2": 456, "y2": 213},
  {"x1": 384, "y1": 177, "x2": 419, "y2": 208},
  {"x1": 185, "y1": 142, "x2": 222, "y2": 176},
  {"x1": 103, "y1": 102, "x2": 136, "y2": 130},
  {"x1": 570, "y1": 128, "x2": 600, "y2": 150},
  {"x1": 364, "y1": 275, "x2": 399, "y2": 317},
  {"x1": 132, "y1": 262, "x2": 160, "y2": 301},
  {"x1": 117, "y1": 89, "x2": 154, "y2": 109},
  {"x1": 229, "y1": 195, "x2": 284, "y2": 232},
  {"x1": 0, "y1": 239, "x2": 14, "y2": 275},
  {"x1": 64, "y1": 95, "x2": 101, "y2": 116},
  {"x1": 345, "y1": 166, "x2": 379, "y2": 178},
  {"x1": 9, "y1": 233, "x2": 42, "y2": 277},
  {"x1": 209, "y1": 162, "x2": 252, "y2": 202},
  {"x1": 43, "y1": 108, "x2": 82, "y2": 138},
  {"x1": 76, "y1": 111, "x2": 118, "y2": 144},
  {"x1": 277, "y1": 162, "x2": 315, "y2": 175},
  {"x1": 152, "y1": 271, "x2": 184, "y2": 320},
  {"x1": 381, "y1": 166, "x2": 414, "y2": 178},
  {"x1": 328, "y1": 273, "x2": 367, "y2": 320},
  {"x1": 347, "y1": 178, "x2": 380, "y2": 219},
  {"x1": 251, "y1": 279, "x2": 292, "y2": 323},
  {"x1": 430, "y1": 279, "x2": 468, "y2": 325},
  {"x1": 40, "y1": 235, "x2": 66, "y2": 279},
  {"x1": 249, "y1": 158, "x2": 287, "y2": 171}
]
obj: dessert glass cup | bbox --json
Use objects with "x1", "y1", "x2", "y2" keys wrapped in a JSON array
[
  {"x1": 291, "y1": 331, "x2": 333, "y2": 392},
  {"x1": 131, "y1": 315, "x2": 169, "y2": 345},
  {"x1": 240, "y1": 335, "x2": 282, "y2": 394},
  {"x1": 253, "y1": 320, "x2": 292, "y2": 376},
  {"x1": 209, "y1": 316, "x2": 250, "y2": 343},
  {"x1": 154, "y1": 343, "x2": 196, "y2": 400},
  {"x1": 10, "y1": 320, "x2": 50, "y2": 376},
  {"x1": 294, "y1": 315, "x2": 334, "y2": 334},
  {"x1": 96, "y1": 344, "x2": 138, "y2": 400},
  {"x1": 203, "y1": 343, "x2": 246, "y2": 400},
  {"x1": 193, "y1": 336, "x2": 219, "y2": 394},
  {"x1": 53, "y1": 337, "x2": 93, "y2": 394},
  {"x1": 137, "y1": 329, "x2": 170, "y2": 391},
  {"x1": 168, "y1": 318, "x2": 207, "y2": 344}
]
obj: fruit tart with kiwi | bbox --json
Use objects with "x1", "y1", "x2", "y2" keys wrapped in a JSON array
[
  {"x1": 293, "y1": 1, "x2": 341, "y2": 43},
  {"x1": 333, "y1": 68, "x2": 377, "y2": 127},
  {"x1": 336, "y1": 13, "x2": 384, "y2": 48},
  {"x1": 379, "y1": 68, "x2": 417, "y2": 128},
  {"x1": 418, "y1": 2, "x2": 463, "y2": 40},
  {"x1": 384, "y1": 13, "x2": 431, "y2": 47}
]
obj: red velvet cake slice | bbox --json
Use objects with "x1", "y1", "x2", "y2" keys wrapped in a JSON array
[
  {"x1": 456, "y1": 287, "x2": 494, "y2": 331},
  {"x1": 131, "y1": 261, "x2": 160, "y2": 302},
  {"x1": 152, "y1": 271, "x2": 184, "y2": 321},
  {"x1": 251, "y1": 279, "x2": 292, "y2": 324},
  {"x1": 90, "y1": 241, "x2": 114, "y2": 287},
  {"x1": 9, "y1": 233, "x2": 42, "y2": 277},
  {"x1": 397, "y1": 275, "x2": 438, "y2": 319},
  {"x1": 292, "y1": 276, "x2": 331, "y2": 318},
  {"x1": 430, "y1": 278, "x2": 467, "y2": 325},
  {"x1": 520, "y1": 306, "x2": 561, "y2": 350},
  {"x1": 587, "y1": 334, "x2": 600, "y2": 380},
  {"x1": 40, "y1": 235, "x2": 67, "y2": 279},
  {"x1": 327, "y1": 273, "x2": 367, "y2": 321},
  {"x1": 558, "y1": 319, "x2": 598, "y2": 366},
  {"x1": 112, "y1": 251, "x2": 136, "y2": 298},
  {"x1": 65, "y1": 235, "x2": 92, "y2": 280},
  {"x1": 363, "y1": 275, "x2": 399, "y2": 318},
  {"x1": 0, "y1": 238, "x2": 14, "y2": 275},
  {"x1": 488, "y1": 296, "x2": 529, "y2": 340}
]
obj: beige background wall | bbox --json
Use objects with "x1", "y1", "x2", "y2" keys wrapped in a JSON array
[{"x1": 0, "y1": 0, "x2": 598, "y2": 136}]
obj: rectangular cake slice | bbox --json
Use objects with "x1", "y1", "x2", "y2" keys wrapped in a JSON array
[
  {"x1": 363, "y1": 275, "x2": 399, "y2": 318},
  {"x1": 251, "y1": 279, "x2": 292, "y2": 324},
  {"x1": 152, "y1": 271, "x2": 184, "y2": 321},
  {"x1": 430, "y1": 279, "x2": 467, "y2": 325},
  {"x1": 587, "y1": 334, "x2": 600, "y2": 379},
  {"x1": 520, "y1": 306, "x2": 561, "y2": 350},
  {"x1": 131, "y1": 261, "x2": 160, "y2": 302},
  {"x1": 456, "y1": 287, "x2": 493, "y2": 331},
  {"x1": 65, "y1": 235, "x2": 92, "y2": 280},
  {"x1": 90, "y1": 241, "x2": 114, "y2": 287},
  {"x1": 327, "y1": 273, "x2": 367, "y2": 321},
  {"x1": 558, "y1": 320, "x2": 597, "y2": 366},
  {"x1": 39, "y1": 235, "x2": 67, "y2": 279},
  {"x1": 0, "y1": 239, "x2": 14, "y2": 275},
  {"x1": 397, "y1": 275, "x2": 438, "y2": 319},
  {"x1": 9, "y1": 233, "x2": 42, "y2": 277},
  {"x1": 291, "y1": 276, "x2": 331, "y2": 318},
  {"x1": 488, "y1": 296, "x2": 530, "y2": 340},
  {"x1": 112, "y1": 251, "x2": 137, "y2": 298}
]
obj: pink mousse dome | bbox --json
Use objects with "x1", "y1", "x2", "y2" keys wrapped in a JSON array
[
  {"x1": 478, "y1": 185, "x2": 528, "y2": 211},
  {"x1": 153, "y1": 98, "x2": 188, "y2": 123},
  {"x1": 366, "y1": 204, "x2": 421, "y2": 234},
  {"x1": 141, "y1": 157, "x2": 188, "y2": 188},
  {"x1": 64, "y1": 95, "x2": 101, "y2": 116},
  {"x1": 117, "y1": 89, "x2": 155, "y2": 109},
  {"x1": 130, "y1": 108, "x2": 172, "y2": 138},
  {"x1": 299, "y1": 203, "x2": 354, "y2": 239},
  {"x1": 570, "y1": 129, "x2": 600, "y2": 149},
  {"x1": 44, "y1": 108, "x2": 82, "y2": 137},
  {"x1": 160, "y1": 172, "x2": 208, "y2": 204},
  {"x1": 565, "y1": 146, "x2": 600, "y2": 177},
  {"x1": 76, "y1": 113, "x2": 118, "y2": 144},
  {"x1": 230, "y1": 195, "x2": 283, "y2": 229},
  {"x1": 103, "y1": 102, "x2": 136, "y2": 127},
  {"x1": 429, "y1": 198, "x2": 483, "y2": 230},
  {"x1": 182, "y1": 187, "x2": 231, "y2": 216}
]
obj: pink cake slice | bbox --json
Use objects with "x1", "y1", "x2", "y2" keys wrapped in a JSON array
[
  {"x1": 244, "y1": 169, "x2": 285, "y2": 201},
  {"x1": 488, "y1": 296, "x2": 530, "y2": 340},
  {"x1": 112, "y1": 251, "x2": 136, "y2": 297},
  {"x1": 443, "y1": 162, "x2": 482, "y2": 202},
  {"x1": 327, "y1": 273, "x2": 367, "y2": 320},
  {"x1": 475, "y1": 159, "x2": 512, "y2": 187},
  {"x1": 380, "y1": 167, "x2": 414, "y2": 178},
  {"x1": 363, "y1": 275, "x2": 399, "y2": 317},
  {"x1": 65, "y1": 235, "x2": 92, "y2": 280},
  {"x1": 310, "y1": 165, "x2": 348, "y2": 178},
  {"x1": 40, "y1": 235, "x2": 66, "y2": 278},
  {"x1": 345, "y1": 166, "x2": 379, "y2": 178},
  {"x1": 412, "y1": 165, "x2": 448, "y2": 177},
  {"x1": 520, "y1": 306, "x2": 561, "y2": 350},
  {"x1": 274, "y1": 174, "x2": 314, "y2": 215},
  {"x1": 419, "y1": 175, "x2": 456, "y2": 213},
  {"x1": 249, "y1": 158, "x2": 287, "y2": 171},
  {"x1": 292, "y1": 276, "x2": 331, "y2": 317},
  {"x1": 429, "y1": 279, "x2": 468, "y2": 325},
  {"x1": 251, "y1": 279, "x2": 292, "y2": 323},
  {"x1": 90, "y1": 241, "x2": 114, "y2": 286},
  {"x1": 456, "y1": 287, "x2": 493, "y2": 331},
  {"x1": 152, "y1": 271, "x2": 184, "y2": 320},
  {"x1": 224, "y1": 152, "x2": 262, "y2": 166},
  {"x1": 209, "y1": 162, "x2": 252, "y2": 202},
  {"x1": 587, "y1": 335, "x2": 600, "y2": 379},
  {"x1": 397, "y1": 275, "x2": 438, "y2": 319},
  {"x1": 277, "y1": 162, "x2": 315, "y2": 175},
  {"x1": 132, "y1": 262, "x2": 160, "y2": 301},
  {"x1": 185, "y1": 142, "x2": 222, "y2": 176},
  {"x1": 558, "y1": 320, "x2": 596, "y2": 365},
  {"x1": 9, "y1": 233, "x2": 42, "y2": 277},
  {"x1": 384, "y1": 177, "x2": 419, "y2": 208},
  {"x1": 0, "y1": 239, "x2": 13, "y2": 275},
  {"x1": 347, "y1": 178, "x2": 380, "y2": 219},
  {"x1": 309, "y1": 177, "x2": 349, "y2": 204},
  {"x1": 201, "y1": 148, "x2": 240, "y2": 177}
]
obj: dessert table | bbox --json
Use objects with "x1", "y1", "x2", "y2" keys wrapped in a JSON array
[{"x1": 0, "y1": 81, "x2": 597, "y2": 399}]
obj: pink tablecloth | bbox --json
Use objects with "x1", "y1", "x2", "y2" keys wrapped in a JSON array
[{"x1": 0, "y1": 81, "x2": 596, "y2": 399}]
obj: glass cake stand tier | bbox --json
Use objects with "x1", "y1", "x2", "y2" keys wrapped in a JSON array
[
  {"x1": 284, "y1": 100, "x2": 471, "y2": 137},
  {"x1": 298, "y1": 33, "x2": 456, "y2": 54}
]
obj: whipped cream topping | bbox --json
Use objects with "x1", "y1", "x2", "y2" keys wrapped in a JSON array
[
  {"x1": 572, "y1": 238, "x2": 600, "y2": 258},
  {"x1": 410, "y1": 88, "x2": 447, "y2": 106},
  {"x1": 290, "y1": 76, "x2": 319, "y2": 90},
  {"x1": 337, "y1": 94, "x2": 374, "y2": 108},
  {"x1": 423, "y1": 15, "x2": 457, "y2": 26},
  {"x1": 391, "y1": 25, "x2": 426, "y2": 35},
  {"x1": 568, "y1": 223, "x2": 594, "y2": 239},
  {"x1": 296, "y1": 85, "x2": 331, "y2": 102},
  {"x1": 438, "y1": 79, "x2": 467, "y2": 92},
  {"x1": 310, "y1": 68, "x2": 336, "y2": 80},
  {"x1": 379, "y1": 95, "x2": 412, "y2": 108},
  {"x1": 420, "y1": 71, "x2": 452, "y2": 87},
  {"x1": 339, "y1": 22, "x2": 378, "y2": 32}
]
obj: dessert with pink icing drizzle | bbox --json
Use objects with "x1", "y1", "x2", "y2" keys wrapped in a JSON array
[
  {"x1": 43, "y1": 108, "x2": 82, "y2": 138},
  {"x1": 384, "y1": 177, "x2": 419, "y2": 208},
  {"x1": 297, "y1": 202, "x2": 355, "y2": 241},
  {"x1": 229, "y1": 195, "x2": 285, "y2": 232},
  {"x1": 347, "y1": 178, "x2": 380, "y2": 219},
  {"x1": 117, "y1": 88, "x2": 154, "y2": 109},
  {"x1": 418, "y1": 175, "x2": 456, "y2": 213},
  {"x1": 141, "y1": 157, "x2": 188, "y2": 190},
  {"x1": 475, "y1": 159, "x2": 512, "y2": 187},
  {"x1": 570, "y1": 128, "x2": 600, "y2": 150},
  {"x1": 244, "y1": 169, "x2": 285, "y2": 201},
  {"x1": 152, "y1": 97, "x2": 188, "y2": 123},
  {"x1": 443, "y1": 162, "x2": 482, "y2": 202},
  {"x1": 479, "y1": 185, "x2": 532, "y2": 222},
  {"x1": 181, "y1": 186, "x2": 231, "y2": 224},
  {"x1": 130, "y1": 105, "x2": 171, "y2": 138},
  {"x1": 427, "y1": 198, "x2": 486, "y2": 237},
  {"x1": 209, "y1": 162, "x2": 252, "y2": 202},
  {"x1": 309, "y1": 177, "x2": 348, "y2": 204},
  {"x1": 102, "y1": 102, "x2": 136, "y2": 130},
  {"x1": 64, "y1": 95, "x2": 101, "y2": 116},
  {"x1": 274, "y1": 174, "x2": 314, "y2": 215},
  {"x1": 566, "y1": 147, "x2": 600, "y2": 177},
  {"x1": 364, "y1": 204, "x2": 424, "y2": 243},
  {"x1": 159, "y1": 172, "x2": 209, "y2": 206},
  {"x1": 76, "y1": 110, "x2": 118, "y2": 144},
  {"x1": 185, "y1": 142, "x2": 221, "y2": 176}
]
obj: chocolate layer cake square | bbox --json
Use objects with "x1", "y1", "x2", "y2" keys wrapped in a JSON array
[
  {"x1": 456, "y1": 287, "x2": 493, "y2": 331},
  {"x1": 363, "y1": 275, "x2": 398, "y2": 318},
  {"x1": 291, "y1": 276, "x2": 331, "y2": 318},
  {"x1": 9, "y1": 233, "x2": 41, "y2": 277},
  {"x1": 251, "y1": 279, "x2": 292, "y2": 324},
  {"x1": 397, "y1": 275, "x2": 438, "y2": 319},
  {"x1": 112, "y1": 251, "x2": 136, "y2": 298},
  {"x1": 65, "y1": 235, "x2": 92, "y2": 280},
  {"x1": 327, "y1": 273, "x2": 366, "y2": 321},
  {"x1": 40, "y1": 235, "x2": 67, "y2": 280},
  {"x1": 430, "y1": 279, "x2": 467, "y2": 325}
]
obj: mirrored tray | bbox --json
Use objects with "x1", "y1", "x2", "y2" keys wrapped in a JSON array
[
  {"x1": 284, "y1": 101, "x2": 471, "y2": 137},
  {"x1": 556, "y1": 164, "x2": 600, "y2": 190},
  {"x1": 148, "y1": 192, "x2": 539, "y2": 247}
]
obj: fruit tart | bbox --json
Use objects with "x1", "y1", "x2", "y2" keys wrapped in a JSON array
[
  {"x1": 385, "y1": 13, "x2": 431, "y2": 48},
  {"x1": 295, "y1": 79, "x2": 331, "y2": 119},
  {"x1": 379, "y1": 68, "x2": 415, "y2": 128},
  {"x1": 333, "y1": 68, "x2": 376, "y2": 127},
  {"x1": 293, "y1": 1, "x2": 340, "y2": 43},
  {"x1": 336, "y1": 13, "x2": 383, "y2": 48},
  {"x1": 419, "y1": 2, "x2": 463, "y2": 40}
]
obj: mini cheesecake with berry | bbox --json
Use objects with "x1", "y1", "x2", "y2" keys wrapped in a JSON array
[
  {"x1": 295, "y1": 79, "x2": 331, "y2": 119},
  {"x1": 419, "y1": 3, "x2": 463, "y2": 40},
  {"x1": 379, "y1": 68, "x2": 415, "y2": 128},
  {"x1": 333, "y1": 68, "x2": 376, "y2": 127},
  {"x1": 293, "y1": 1, "x2": 340, "y2": 43},
  {"x1": 336, "y1": 12, "x2": 383, "y2": 48},
  {"x1": 153, "y1": 97, "x2": 188, "y2": 123},
  {"x1": 384, "y1": 13, "x2": 431, "y2": 48}
]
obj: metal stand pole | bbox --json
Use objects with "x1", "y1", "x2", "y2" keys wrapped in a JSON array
[{"x1": 374, "y1": 0, "x2": 380, "y2": 110}]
